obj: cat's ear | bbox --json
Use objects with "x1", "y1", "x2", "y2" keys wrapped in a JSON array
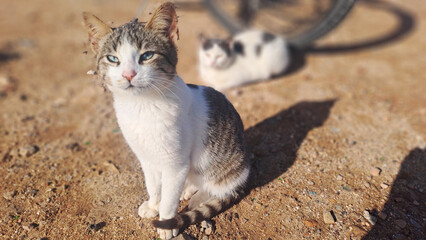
[
  {"x1": 82, "y1": 12, "x2": 112, "y2": 54},
  {"x1": 146, "y1": 2, "x2": 179, "y2": 45}
]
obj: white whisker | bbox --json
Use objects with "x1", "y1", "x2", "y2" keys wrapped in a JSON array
[{"x1": 151, "y1": 80, "x2": 181, "y2": 103}]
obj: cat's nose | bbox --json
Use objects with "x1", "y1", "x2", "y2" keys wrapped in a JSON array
[{"x1": 122, "y1": 70, "x2": 136, "y2": 81}]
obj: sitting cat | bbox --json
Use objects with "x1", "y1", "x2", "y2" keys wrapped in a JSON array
[
  {"x1": 83, "y1": 3, "x2": 250, "y2": 239},
  {"x1": 199, "y1": 30, "x2": 290, "y2": 91}
]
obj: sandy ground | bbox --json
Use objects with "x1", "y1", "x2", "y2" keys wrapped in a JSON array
[{"x1": 0, "y1": 0, "x2": 425, "y2": 239}]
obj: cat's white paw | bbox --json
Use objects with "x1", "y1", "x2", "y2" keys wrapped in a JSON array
[
  {"x1": 180, "y1": 185, "x2": 197, "y2": 201},
  {"x1": 138, "y1": 201, "x2": 159, "y2": 218},
  {"x1": 157, "y1": 228, "x2": 179, "y2": 240}
]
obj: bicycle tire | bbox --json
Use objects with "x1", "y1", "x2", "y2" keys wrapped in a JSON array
[{"x1": 202, "y1": 0, "x2": 357, "y2": 49}]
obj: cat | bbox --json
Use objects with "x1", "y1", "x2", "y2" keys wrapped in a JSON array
[
  {"x1": 83, "y1": 3, "x2": 250, "y2": 239},
  {"x1": 198, "y1": 30, "x2": 290, "y2": 91}
]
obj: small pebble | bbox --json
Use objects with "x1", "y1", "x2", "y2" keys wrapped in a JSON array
[
  {"x1": 66, "y1": 142, "x2": 81, "y2": 152},
  {"x1": 323, "y1": 211, "x2": 335, "y2": 224},
  {"x1": 413, "y1": 200, "x2": 419, "y2": 205},
  {"x1": 29, "y1": 223, "x2": 39, "y2": 229},
  {"x1": 19, "y1": 145, "x2": 39, "y2": 157},
  {"x1": 395, "y1": 219, "x2": 406, "y2": 228},
  {"x1": 331, "y1": 128, "x2": 340, "y2": 133},
  {"x1": 303, "y1": 220, "x2": 318, "y2": 227},
  {"x1": 370, "y1": 167, "x2": 381, "y2": 176},
  {"x1": 201, "y1": 220, "x2": 212, "y2": 229},
  {"x1": 90, "y1": 221, "x2": 106, "y2": 231},
  {"x1": 378, "y1": 212, "x2": 387, "y2": 220},
  {"x1": 3, "y1": 191, "x2": 16, "y2": 200},
  {"x1": 336, "y1": 175, "x2": 344, "y2": 181},
  {"x1": 200, "y1": 220, "x2": 214, "y2": 235},
  {"x1": 350, "y1": 225, "x2": 367, "y2": 236},
  {"x1": 28, "y1": 189, "x2": 38, "y2": 197},
  {"x1": 205, "y1": 227, "x2": 213, "y2": 235},
  {"x1": 307, "y1": 180, "x2": 314, "y2": 185},
  {"x1": 0, "y1": 75, "x2": 15, "y2": 93},
  {"x1": 363, "y1": 210, "x2": 377, "y2": 225},
  {"x1": 334, "y1": 204, "x2": 343, "y2": 211},
  {"x1": 53, "y1": 98, "x2": 66, "y2": 107},
  {"x1": 380, "y1": 183, "x2": 389, "y2": 189}
]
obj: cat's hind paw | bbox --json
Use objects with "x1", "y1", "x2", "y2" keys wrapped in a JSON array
[
  {"x1": 157, "y1": 228, "x2": 179, "y2": 240},
  {"x1": 138, "y1": 201, "x2": 159, "y2": 218},
  {"x1": 180, "y1": 185, "x2": 197, "y2": 201}
]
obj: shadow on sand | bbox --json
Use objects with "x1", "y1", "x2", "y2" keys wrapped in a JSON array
[
  {"x1": 244, "y1": 99, "x2": 336, "y2": 189},
  {"x1": 362, "y1": 148, "x2": 426, "y2": 240}
]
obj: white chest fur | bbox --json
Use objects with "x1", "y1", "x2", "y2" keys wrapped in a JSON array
[{"x1": 111, "y1": 77, "x2": 194, "y2": 165}]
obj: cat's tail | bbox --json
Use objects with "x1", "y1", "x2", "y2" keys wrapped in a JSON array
[{"x1": 152, "y1": 194, "x2": 239, "y2": 230}]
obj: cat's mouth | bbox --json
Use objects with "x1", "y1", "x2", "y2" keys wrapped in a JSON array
[
  {"x1": 123, "y1": 83, "x2": 150, "y2": 93},
  {"x1": 125, "y1": 84, "x2": 135, "y2": 89},
  {"x1": 125, "y1": 83, "x2": 147, "y2": 89}
]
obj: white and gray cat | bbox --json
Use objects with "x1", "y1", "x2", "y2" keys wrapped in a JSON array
[
  {"x1": 199, "y1": 30, "x2": 290, "y2": 90},
  {"x1": 83, "y1": 3, "x2": 249, "y2": 239}
]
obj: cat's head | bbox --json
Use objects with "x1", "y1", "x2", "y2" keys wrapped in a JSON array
[
  {"x1": 83, "y1": 3, "x2": 179, "y2": 96},
  {"x1": 199, "y1": 34, "x2": 234, "y2": 69}
]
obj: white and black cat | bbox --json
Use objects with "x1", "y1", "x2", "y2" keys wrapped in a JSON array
[
  {"x1": 199, "y1": 30, "x2": 290, "y2": 90},
  {"x1": 83, "y1": 3, "x2": 249, "y2": 239}
]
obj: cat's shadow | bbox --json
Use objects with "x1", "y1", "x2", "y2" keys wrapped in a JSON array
[{"x1": 244, "y1": 99, "x2": 335, "y2": 190}]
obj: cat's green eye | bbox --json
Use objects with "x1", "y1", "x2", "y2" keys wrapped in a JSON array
[
  {"x1": 139, "y1": 51, "x2": 154, "y2": 63},
  {"x1": 106, "y1": 55, "x2": 119, "y2": 63}
]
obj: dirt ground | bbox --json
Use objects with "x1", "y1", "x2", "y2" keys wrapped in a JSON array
[{"x1": 0, "y1": 0, "x2": 425, "y2": 239}]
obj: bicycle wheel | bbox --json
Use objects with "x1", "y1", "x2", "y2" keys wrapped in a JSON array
[{"x1": 202, "y1": 0, "x2": 356, "y2": 49}]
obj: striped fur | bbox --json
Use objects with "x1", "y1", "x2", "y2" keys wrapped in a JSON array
[{"x1": 152, "y1": 193, "x2": 238, "y2": 229}]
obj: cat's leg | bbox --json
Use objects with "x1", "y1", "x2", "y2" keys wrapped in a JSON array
[
  {"x1": 188, "y1": 190, "x2": 211, "y2": 210},
  {"x1": 138, "y1": 165, "x2": 161, "y2": 218},
  {"x1": 157, "y1": 167, "x2": 189, "y2": 239}
]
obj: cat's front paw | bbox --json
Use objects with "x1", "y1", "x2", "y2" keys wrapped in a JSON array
[
  {"x1": 138, "y1": 201, "x2": 159, "y2": 218},
  {"x1": 157, "y1": 228, "x2": 179, "y2": 240}
]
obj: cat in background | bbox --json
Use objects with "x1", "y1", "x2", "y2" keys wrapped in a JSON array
[
  {"x1": 83, "y1": 3, "x2": 250, "y2": 239},
  {"x1": 199, "y1": 30, "x2": 290, "y2": 91}
]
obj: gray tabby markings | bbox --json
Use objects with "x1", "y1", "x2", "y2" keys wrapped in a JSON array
[{"x1": 202, "y1": 87, "x2": 248, "y2": 187}]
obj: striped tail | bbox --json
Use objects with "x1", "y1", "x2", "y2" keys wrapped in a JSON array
[{"x1": 152, "y1": 195, "x2": 237, "y2": 230}]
